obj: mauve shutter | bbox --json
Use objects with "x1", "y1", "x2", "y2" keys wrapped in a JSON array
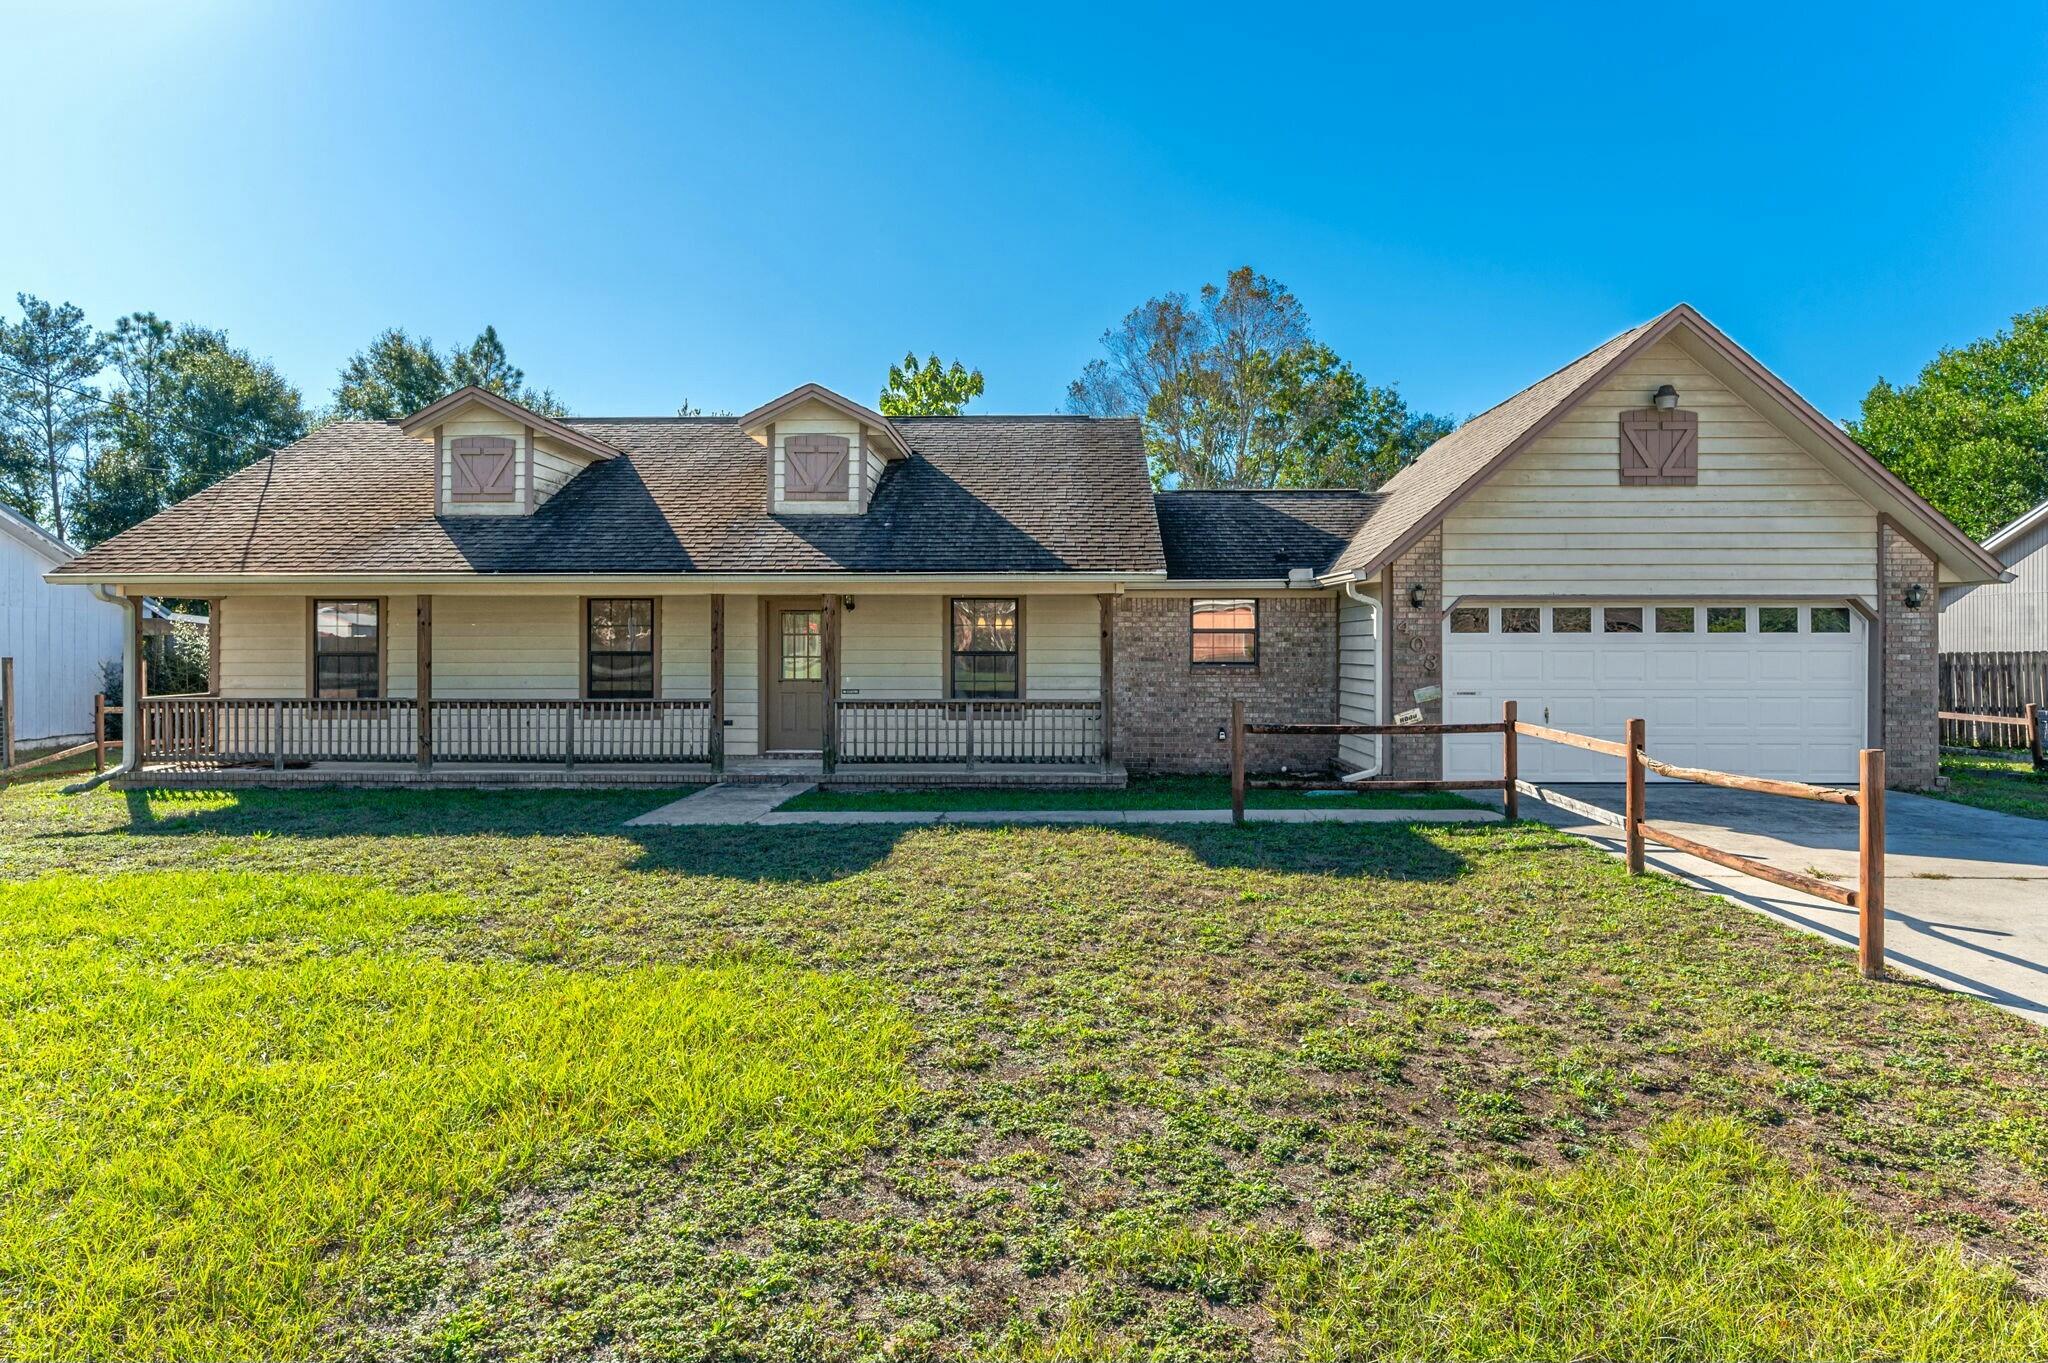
[
  {"x1": 450, "y1": 435, "x2": 518, "y2": 502},
  {"x1": 785, "y1": 434, "x2": 850, "y2": 500},
  {"x1": 1618, "y1": 409, "x2": 1700, "y2": 486}
]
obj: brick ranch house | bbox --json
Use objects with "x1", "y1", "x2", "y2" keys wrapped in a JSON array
[{"x1": 52, "y1": 304, "x2": 2002, "y2": 791}]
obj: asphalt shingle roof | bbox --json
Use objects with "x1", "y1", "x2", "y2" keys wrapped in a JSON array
[
  {"x1": 1154, "y1": 490, "x2": 1374, "y2": 579},
  {"x1": 57, "y1": 415, "x2": 1168, "y2": 578}
]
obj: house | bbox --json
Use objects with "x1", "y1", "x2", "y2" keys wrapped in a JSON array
[
  {"x1": 1941, "y1": 499, "x2": 2048, "y2": 652},
  {"x1": 50, "y1": 304, "x2": 2002, "y2": 791},
  {"x1": 1, "y1": 503, "x2": 129, "y2": 753}
]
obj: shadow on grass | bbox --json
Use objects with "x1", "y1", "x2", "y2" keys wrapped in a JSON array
[{"x1": 87, "y1": 787, "x2": 1476, "y2": 884}]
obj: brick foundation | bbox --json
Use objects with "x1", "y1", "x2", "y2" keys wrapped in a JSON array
[
  {"x1": 1880, "y1": 521, "x2": 1939, "y2": 791},
  {"x1": 1382, "y1": 528, "x2": 1445, "y2": 779},
  {"x1": 1111, "y1": 593, "x2": 1338, "y2": 774}
]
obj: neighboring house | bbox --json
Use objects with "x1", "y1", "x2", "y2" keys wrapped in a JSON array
[
  {"x1": 1, "y1": 503, "x2": 128, "y2": 749},
  {"x1": 1941, "y1": 499, "x2": 2048, "y2": 652},
  {"x1": 50, "y1": 304, "x2": 2001, "y2": 791}
]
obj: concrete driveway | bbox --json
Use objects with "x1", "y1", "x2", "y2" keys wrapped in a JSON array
[{"x1": 1513, "y1": 783, "x2": 2048, "y2": 1021}]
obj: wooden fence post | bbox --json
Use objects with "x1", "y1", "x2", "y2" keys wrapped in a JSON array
[
  {"x1": 1624, "y1": 716, "x2": 1646, "y2": 875},
  {"x1": 1230, "y1": 698, "x2": 1246, "y2": 826},
  {"x1": 2028, "y1": 702, "x2": 2044, "y2": 771},
  {"x1": 1859, "y1": 748, "x2": 1886, "y2": 980},
  {"x1": 94, "y1": 693, "x2": 107, "y2": 773},
  {"x1": 1, "y1": 657, "x2": 13, "y2": 773},
  {"x1": 1501, "y1": 700, "x2": 1519, "y2": 820}
]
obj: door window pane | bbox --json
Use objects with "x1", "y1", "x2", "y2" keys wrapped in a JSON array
[
  {"x1": 1707, "y1": 607, "x2": 1747, "y2": 633},
  {"x1": 588, "y1": 599, "x2": 655, "y2": 698},
  {"x1": 1191, "y1": 598, "x2": 1258, "y2": 664},
  {"x1": 314, "y1": 600, "x2": 380, "y2": 699},
  {"x1": 1551, "y1": 607, "x2": 1592, "y2": 634},
  {"x1": 950, "y1": 598, "x2": 1018, "y2": 698},
  {"x1": 1449, "y1": 607, "x2": 1489, "y2": 633},
  {"x1": 1759, "y1": 607, "x2": 1799, "y2": 634},
  {"x1": 1603, "y1": 607, "x2": 1643, "y2": 634},
  {"x1": 779, "y1": 609, "x2": 822, "y2": 682},
  {"x1": 1655, "y1": 606, "x2": 1696, "y2": 633},
  {"x1": 1501, "y1": 607, "x2": 1540, "y2": 634},
  {"x1": 1811, "y1": 607, "x2": 1852, "y2": 634}
]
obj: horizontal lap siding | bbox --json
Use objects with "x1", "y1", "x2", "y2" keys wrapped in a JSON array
[
  {"x1": 843, "y1": 596, "x2": 942, "y2": 698},
  {"x1": 440, "y1": 416, "x2": 527, "y2": 517},
  {"x1": 771, "y1": 401, "x2": 862, "y2": 516},
  {"x1": 1337, "y1": 593, "x2": 1378, "y2": 771},
  {"x1": 436, "y1": 597, "x2": 580, "y2": 697},
  {"x1": 662, "y1": 596, "x2": 712, "y2": 697},
  {"x1": 1444, "y1": 339, "x2": 1876, "y2": 599},
  {"x1": 724, "y1": 595, "x2": 760, "y2": 757},
  {"x1": 1027, "y1": 595, "x2": 1101, "y2": 699},
  {"x1": 219, "y1": 597, "x2": 306, "y2": 697}
]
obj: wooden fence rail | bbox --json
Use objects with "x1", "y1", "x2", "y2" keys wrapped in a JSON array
[
  {"x1": 1940, "y1": 652, "x2": 2048, "y2": 748},
  {"x1": 1936, "y1": 704, "x2": 2045, "y2": 769},
  {"x1": 1230, "y1": 700, "x2": 1522, "y2": 822}
]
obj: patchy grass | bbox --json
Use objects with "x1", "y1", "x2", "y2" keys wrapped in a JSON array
[
  {"x1": 784, "y1": 773, "x2": 1480, "y2": 812},
  {"x1": 1939, "y1": 750, "x2": 2048, "y2": 822},
  {"x1": 4, "y1": 781, "x2": 2048, "y2": 1358}
]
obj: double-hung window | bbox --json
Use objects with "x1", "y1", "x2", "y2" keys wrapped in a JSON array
[
  {"x1": 950, "y1": 598, "x2": 1019, "y2": 698},
  {"x1": 313, "y1": 600, "x2": 381, "y2": 699},
  {"x1": 587, "y1": 599, "x2": 656, "y2": 699},
  {"x1": 1191, "y1": 598, "x2": 1258, "y2": 665}
]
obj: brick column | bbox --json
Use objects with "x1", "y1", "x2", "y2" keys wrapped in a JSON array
[
  {"x1": 1384, "y1": 526, "x2": 1445, "y2": 779},
  {"x1": 1880, "y1": 521, "x2": 1939, "y2": 790}
]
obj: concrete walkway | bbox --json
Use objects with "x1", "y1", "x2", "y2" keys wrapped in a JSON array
[
  {"x1": 1514, "y1": 783, "x2": 2048, "y2": 1022},
  {"x1": 626, "y1": 780, "x2": 815, "y2": 826}
]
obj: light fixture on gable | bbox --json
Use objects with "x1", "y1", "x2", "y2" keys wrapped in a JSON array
[{"x1": 1653, "y1": 384, "x2": 1680, "y2": 410}]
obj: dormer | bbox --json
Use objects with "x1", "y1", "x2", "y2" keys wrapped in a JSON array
[
  {"x1": 737, "y1": 383, "x2": 912, "y2": 516},
  {"x1": 402, "y1": 386, "x2": 620, "y2": 518}
]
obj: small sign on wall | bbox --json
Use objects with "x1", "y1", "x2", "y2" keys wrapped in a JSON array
[
  {"x1": 1412, "y1": 685, "x2": 1441, "y2": 705},
  {"x1": 1394, "y1": 707, "x2": 1424, "y2": 726}
]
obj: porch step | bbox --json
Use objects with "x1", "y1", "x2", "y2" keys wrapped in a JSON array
[{"x1": 626, "y1": 780, "x2": 816, "y2": 827}]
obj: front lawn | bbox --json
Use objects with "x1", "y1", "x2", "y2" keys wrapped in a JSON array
[
  {"x1": 783, "y1": 773, "x2": 1480, "y2": 812},
  {"x1": 1939, "y1": 750, "x2": 2048, "y2": 821},
  {"x1": 4, "y1": 782, "x2": 2048, "y2": 1359}
]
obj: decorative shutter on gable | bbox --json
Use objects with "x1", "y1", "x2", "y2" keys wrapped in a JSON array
[
  {"x1": 449, "y1": 435, "x2": 519, "y2": 502},
  {"x1": 785, "y1": 434, "x2": 850, "y2": 500},
  {"x1": 1617, "y1": 409, "x2": 1700, "y2": 486}
]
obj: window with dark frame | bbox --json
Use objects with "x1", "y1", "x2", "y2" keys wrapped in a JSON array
[
  {"x1": 950, "y1": 598, "x2": 1019, "y2": 698},
  {"x1": 587, "y1": 598, "x2": 655, "y2": 699},
  {"x1": 1190, "y1": 598, "x2": 1258, "y2": 665},
  {"x1": 313, "y1": 600, "x2": 380, "y2": 699}
]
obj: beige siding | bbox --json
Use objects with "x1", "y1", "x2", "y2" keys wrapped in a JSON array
[
  {"x1": 724, "y1": 594, "x2": 761, "y2": 757},
  {"x1": 842, "y1": 595, "x2": 943, "y2": 698},
  {"x1": 386, "y1": 595, "x2": 417, "y2": 696},
  {"x1": 661, "y1": 595, "x2": 713, "y2": 697},
  {"x1": 1025, "y1": 594, "x2": 1101, "y2": 699},
  {"x1": 531, "y1": 443, "x2": 594, "y2": 508},
  {"x1": 1443, "y1": 338, "x2": 1877, "y2": 599},
  {"x1": 438, "y1": 414, "x2": 528, "y2": 517},
  {"x1": 218, "y1": 596, "x2": 306, "y2": 696},
  {"x1": 1337, "y1": 592, "x2": 1378, "y2": 770},
  {"x1": 434, "y1": 596, "x2": 580, "y2": 697},
  {"x1": 770, "y1": 400, "x2": 862, "y2": 516}
]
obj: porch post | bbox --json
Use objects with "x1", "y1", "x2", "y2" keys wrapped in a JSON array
[
  {"x1": 820, "y1": 593, "x2": 839, "y2": 776},
  {"x1": 1098, "y1": 592, "x2": 1115, "y2": 766},
  {"x1": 416, "y1": 595, "x2": 433, "y2": 772},
  {"x1": 120, "y1": 595, "x2": 143, "y2": 774},
  {"x1": 709, "y1": 594, "x2": 726, "y2": 774}
]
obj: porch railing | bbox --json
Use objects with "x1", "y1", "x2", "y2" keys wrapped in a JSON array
[
  {"x1": 136, "y1": 697, "x2": 713, "y2": 767},
  {"x1": 835, "y1": 699, "x2": 1104, "y2": 766}
]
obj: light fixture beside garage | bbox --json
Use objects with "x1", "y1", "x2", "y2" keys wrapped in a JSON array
[
  {"x1": 1653, "y1": 383, "x2": 1680, "y2": 410},
  {"x1": 1409, "y1": 582, "x2": 1426, "y2": 609},
  {"x1": 1904, "y1": 583, "x2": 1925, "y2": 609}
]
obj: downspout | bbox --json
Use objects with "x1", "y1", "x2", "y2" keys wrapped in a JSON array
[
  {"x1": 1340, "y1": 581, "x2": 1383, "y2": 780},
  {"x1": 86, "y1": 585, "x2": 141, "y2": 777}
]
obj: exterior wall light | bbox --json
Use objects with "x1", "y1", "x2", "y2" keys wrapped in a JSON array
[
  {"x1": 1409, "y1": 583, "x2": 1426, "y2": 609},
  {"x1": 1904, "y1": 583, "x2": 1925, "y2": 609},
  {"x1": 1653, "y1": 384, "x2": 1680, "y2": 410},
  {"x1": 841, "y1": 595, "x2": 856, "y2": 611}
]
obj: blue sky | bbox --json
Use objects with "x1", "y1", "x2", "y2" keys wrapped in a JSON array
[{"x1": 5, "y1": 1, "x2": 2046, "y2": 424}]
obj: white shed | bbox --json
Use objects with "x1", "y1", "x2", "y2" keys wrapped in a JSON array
[
  {"x1": 1, "y1": 504, "x2": 128, "y2": 747},
  {"x1": 1941, "y1": 499, "x2": 2048, "y2": 652}
]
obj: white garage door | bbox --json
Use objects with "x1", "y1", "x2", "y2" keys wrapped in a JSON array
[{"x1": 1443, "y1": 603, "x2": 1867, "y2": 784}]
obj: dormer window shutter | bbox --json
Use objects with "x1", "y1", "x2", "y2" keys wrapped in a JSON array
[
  {"x1": 785, "y1": 434, "x2": 850, "y2": 500},
  {"x1": 1618, "y1": 408, "x2": 1699, "y2": 486},
  {"x1": 449, "y1": 434, "x2": 518, "y2": 501}
]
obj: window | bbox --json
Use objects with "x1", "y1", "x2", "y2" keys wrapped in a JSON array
[
  {"x1": 1552, "y1": 607, "x2": 1592, "y2": 634},
  {"x1": 1655, "y1": 606, "x2": 1696, "y2": 633},
  {"x1": 587, "y1": 598, "x2": 655, "y2": 699},
  {"x1": 1449, "y1": 607, "x2": 1490, "y2": 633},
  {"x1": 1501, "y1": 607, "x2": 1540, "y2": 634},
  {"x1": 779, "y1": 609, "x2": 822, "y2": 681},
  {"x1": 1759, "y1": 607, "x2": 1799, "y2": 634},
  {"x1": 1707, "y1": 606, "x2": 1747, "y2": 633},
  {"x1": 1191, "y1": 598, "x2": 1258, "y2": 665},
  {"x1": 313, "y1": 600, "x2": 380, "y2": 699},
  {"x1": 1812, "y1": 607, "x2": 1852, "y2": 634},
  {"x1": 950, "y1": 597, "x2": 1019, "y2": 698},
  {"x1": 1603, "y1": 607, "x2": 1643, "y2": 634}
]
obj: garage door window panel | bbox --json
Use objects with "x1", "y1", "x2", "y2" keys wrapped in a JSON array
[
  {"x1": 1707, "y1": 607, "x2": 1747, "y2": 633},
  {"x1": 1759, "y1": 607, "x2": 1800, "y2": 634},
  {"x1": 1812, "y1": 607, "x2": 1851, "y2": 633},
  {"x1": 1603, "y1": 607, "x2": 1643, "y2": 634},
  {"x1": 1450, "y1": 607, "x2": 1490, "y2": 634},
  {"x1": 1655, "y1": 607, "x2": 1696, "y2": 634},
  {"x1": 1501, "y1": 607, "x2": 1540, "y2": 634},
  {"x1": 1551, "y1": 607, "x2": 1591, "y2": 634}
]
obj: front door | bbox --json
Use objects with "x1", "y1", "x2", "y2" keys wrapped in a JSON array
[{"x1": 766, "y1": 599, "x2": 826, "y2": 752}]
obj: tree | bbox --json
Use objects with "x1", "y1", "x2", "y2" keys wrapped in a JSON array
[
  {"x1": 75, "y1": 314, "x2": 176, "y2": 545},
  {"x1": 1066, "y1": 267, "x2": 1451, "y2": 488},
  {"x1": 1847, "y1": 306, "x2": 2048, "y2": 540},
  {"x1": 879, "y1": 353, "x2": 985, "y2": 416},
  {"x1": 332, "y1": 325, "x2": 565, "y2": 420},
  {"x1": 0, "y1": 293, "x2": 106, "y2": 539}
]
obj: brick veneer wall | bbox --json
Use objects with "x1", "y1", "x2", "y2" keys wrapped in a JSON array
[
  {"x1": 1382, "y1": 527, "x2": 1444, "y2": 779},
  {"x1": 1111, "y1": 593, "x2": 1339, "y2": 774},
  {"x1": 1880, "y1": 521, "x2": 1939, "y2": 790}
]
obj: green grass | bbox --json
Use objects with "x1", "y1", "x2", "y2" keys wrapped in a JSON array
[
  {"x1": 0, "y1": 871, "x2": 910, "y2": 1359},
  {"x1": 782, "y1": 773, "x2": 1481, "y2": 812},
  {"x1": 1938, "y1": 750, "x2": 2048, "y2": 821},
  {"x1": 5, "y1": 781, "x2": 2048, "y2": 1359}
]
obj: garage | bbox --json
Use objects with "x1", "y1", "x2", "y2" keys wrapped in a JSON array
[{"x1": 1441, "y1": 602, "x2": 1868, "y2": 783}]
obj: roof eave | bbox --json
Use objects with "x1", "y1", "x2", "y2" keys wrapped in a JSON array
[{"x1": 398, "y1": 386, "x2": 622, "y2": 462}]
